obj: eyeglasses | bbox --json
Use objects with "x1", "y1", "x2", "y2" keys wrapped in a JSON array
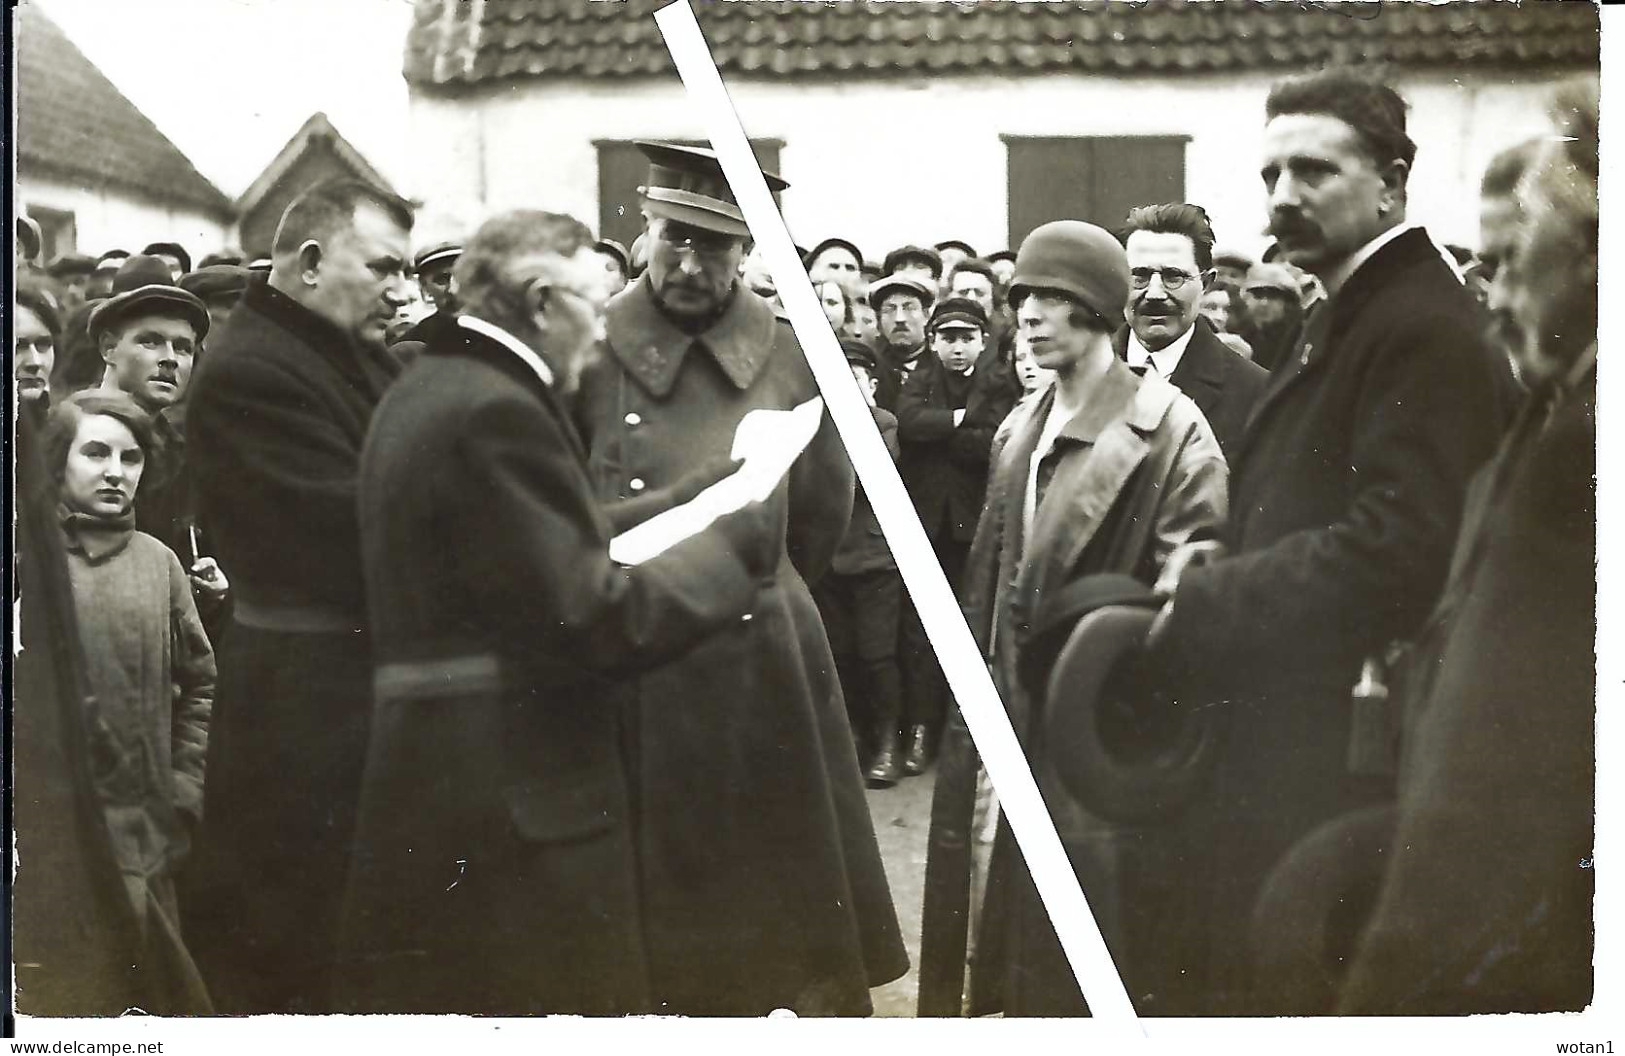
[{"x1": 1130, "y1": 267, "x2": 1197, "y2": 291}]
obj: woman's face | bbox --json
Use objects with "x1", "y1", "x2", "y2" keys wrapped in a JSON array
[
  {"x1": 819, "y1": 282, "x2": 848, "y2": 330},
  {"x1": 1011, "y1": 335, "x2": 1055, "y2": 394},
  {"x1": 61, "y1": 413, "x2": 145, "y2": 518},
  {"x1": 1197, "y1": 289, "x2": 1231, "y2": 332}
]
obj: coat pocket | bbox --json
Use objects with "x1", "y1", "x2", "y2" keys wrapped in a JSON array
[{"x1": 505, "y1": 781, "x2": 619, "y2": 845}]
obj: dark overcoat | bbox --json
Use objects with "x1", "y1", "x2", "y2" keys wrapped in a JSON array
[
  {"x1": 1113, "y1": 318, "x2": 1269, "y2": 460},
  {"x1": 921, "y1": 361, "x2": 1228, "y2": 1017},
  {"x1": 335, "y1": 322, "x2": 770, "y2": 1014},
  {"x1": 571, "y1": 276, "x2": 908, "y2": 1015},
  {"x1": 1148, "y1": 227, "x2": 1519, "y2": 1014},
  {"x1": 1339, "y1": 355, "x2": 1595, "y2": 1014},
  {"x1": 895, "y1": 348, "x2": 1022, "y2": 544},
  {"x1": 182, "y1": 280, "x2": 401, "y2": 1013},
  {"x1": 829, "y1": 405, "x2": 899, "y2": 577}
]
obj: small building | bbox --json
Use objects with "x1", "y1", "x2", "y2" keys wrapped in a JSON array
[
  {"x1": 400, "y1": 0, "x2": 1597, "y2": 260},
  {"x1": 16, "y1": 2, "x2": 234, "y2": 263},
  {"x1": 235, "y1": 112, "x2": 407, "y2": 260}
]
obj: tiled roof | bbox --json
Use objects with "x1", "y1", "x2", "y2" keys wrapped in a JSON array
[
  {"x1": 16, "y1": 3, "x2": 233, "y2": 217},
  {"x1": 404, "y1": 0, "x2": 1599, "y2": 89}
]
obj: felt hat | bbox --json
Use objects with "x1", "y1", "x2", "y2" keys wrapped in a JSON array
[
  {"x1": 179, "y1": 264, "x2": 251, "y2": 301},
  {"x1": 142, "y1": 241, "x2": 192, "y2": 275},
  {"x1": 88, "y1": 254, "x2": 210, "y2": 341}
]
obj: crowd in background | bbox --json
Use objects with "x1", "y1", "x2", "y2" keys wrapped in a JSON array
[{"x1": 10, "y1": 63, "x2": 1598, "y2": 1021}]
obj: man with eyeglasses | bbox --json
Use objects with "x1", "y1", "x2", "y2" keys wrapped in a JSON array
[
  {"x1": 1116, "y1": 203, "x2": 1267, "y2": 459},
  {"x1": 569, "y1": 142, "x2": 906, "y2": 1016}
]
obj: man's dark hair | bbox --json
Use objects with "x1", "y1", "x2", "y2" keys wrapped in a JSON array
[
  {"x1": 41, "y1": 389, "x2": 155, "y2": 482},
  {"x1": 1120, "y1": 203, "x2": 1217, "y2": 272},
  {"x1": 271, "y1": 179, "x2": 414, "y2": 258},
  {"x1": 949, "y1": 257, "x2": 996, "y2": 284},
  {"x1": 1481, "y1": 138, "x2": 1544, "y2": 199},
  {"x1": 1265, "y1": 69, "x2": 1417, "y2": 172}
]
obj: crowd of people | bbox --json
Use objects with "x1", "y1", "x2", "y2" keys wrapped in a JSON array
[{"x1": 11, "y1": 65, "x2": 1596, "y2": 1020}]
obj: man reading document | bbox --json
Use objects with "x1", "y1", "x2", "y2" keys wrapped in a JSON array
[{"x1": 335, "y1": 209, "x2": 782, "y2": 1014}]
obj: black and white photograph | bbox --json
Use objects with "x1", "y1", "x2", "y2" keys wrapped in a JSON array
[{"x1": 6, "y1": 0, "x2": 1613, "y2": 1048}]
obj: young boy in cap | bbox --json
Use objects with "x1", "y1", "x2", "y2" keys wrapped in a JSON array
[
  {"x1": 812, "y1": 340, "x2": 906, "y2": 786},
  {"x1": 891, "y1": 296, "x2": 1020, "y2": 781},
  {"x1": 571, "y1": 141, "x2": 906, "y2": 1016}
]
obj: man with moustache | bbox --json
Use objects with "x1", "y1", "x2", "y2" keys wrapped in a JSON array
[
  {"x1": 91, "y1": 255, "x2": 226, "y2": 605},
  {"x1": 184, "y1": 179, "x2": 413, "y2": 1013},
  {"x1": 1341, "y1": 81, "x2": 1597, "y2": 1015},
  {"x1": 1115, "y1": 204, "x2": 1267, "y2": 459},
  {"x1": 869, "y1": 272, "x2": 934, "y2": 412},
  {"x1": 337, "y1": 209, "x2": 782, "y2": 1014},
  {"x1": 1142, "y1": 70, "x2": 1517, "y2": 1015},
  {"x1": 570, "y1": 143, "x2": 905, "y2": 1016}
]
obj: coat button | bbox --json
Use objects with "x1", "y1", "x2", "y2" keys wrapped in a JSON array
[
  {"x1": 741, "y1": 612, "x2": 753, "y2": 623},
  {"x1": 624, "y1": 412, "x2": 642, "y2": 426},
  {"x1": 629, "y1": 477, "x2": 646, "y2": 492}
]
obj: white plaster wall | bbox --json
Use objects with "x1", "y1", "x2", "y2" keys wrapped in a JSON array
[
  {"x1": 17, "y1": 174, "x2": 232, "y2": 259},
  {"x1": 407, "y1": 67, "x2": 1575, "y2": 261}
]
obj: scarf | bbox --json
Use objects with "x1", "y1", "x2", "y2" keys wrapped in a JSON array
[{"x1": 59, "y1": 504, "x2": 137, "y2": 563}]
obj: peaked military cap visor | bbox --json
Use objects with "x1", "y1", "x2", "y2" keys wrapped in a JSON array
[{"x1": 637, "y1": 141, "x2": 787, "y2": 238}]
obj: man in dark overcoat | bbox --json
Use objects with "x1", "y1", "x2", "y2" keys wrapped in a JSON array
[
  {"x1": 570, "y1": 143, "x2": 907, "y2": 1016},
  {"x1": 891, "y1": 296, "x2": 1021, "y2": 779},
  {"x1": 1114, "y1": 203, "x2": 1268, "y2": 460},
  {"x1": 335, "y1": 209, "x2": 781, "y2": 1015},
  {"x1": 182, "y1": 179, "x2": 413, "y2": 1013},
  {"x1": 1144, "y1": 71, "x2": 1519, "y2": 1015},
  {"x1": 1340, "y1": 84, "x2": 1598, "y2": 1014}
]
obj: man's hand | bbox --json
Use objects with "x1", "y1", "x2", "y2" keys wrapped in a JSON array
[
  {"x1": 1154, "y1": 539, "x2": 1225, "y2": 599},
  {"x1": 189, "y1": 556, "x2": 230, "y2": 602}
]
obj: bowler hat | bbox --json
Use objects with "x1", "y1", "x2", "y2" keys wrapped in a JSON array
[
  {"x1": 142, "y1": 241, "x2": 192, "y2": 275},
  {"x1": 413, "y1": 240, "x2": 462, "y2": 274},
  {"x1": 636, "y1": 141, "x2": 788, "y2": 238},
  {"x1": 179, "y1": 264, "x2": 250, "y2": 302},
  {"x1": 1006, "y1": 220, "x2": 1131, "y2": 325},
  {"x1": 882, "y1": 244, "x2": 942, "y2": 280},
  {"x1": 927, "y1": 296, "x2": 988, "y2": 333},
  {"x1": 804, "y1": 236, "x2": 864, "y2": 270},
  {"x1": 867, "y1": 273, "x2": 935, "y2": 312},
  {"x1": 89, "y1": 254, "x2": 210, "y2": 341}
]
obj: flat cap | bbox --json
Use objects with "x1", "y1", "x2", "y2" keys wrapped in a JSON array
[
  {"x1": 882, "y1": 244, "x2": 943, "y2": 280},
  {"x1": 928, "y1": 296, "x2": 989, "y2": 332},
  {"x1": 179, "y1": 264, "x2": 251, "y2": 301},
  {"x1": 804, "y1": 237, "x2": 864, "y2": 269},
  {"x1": 413, "y1": 240, "x2": 462, "y2": 273},
  {"x1": 867, "y1": 273, "x2": 935, "y2": 312}
]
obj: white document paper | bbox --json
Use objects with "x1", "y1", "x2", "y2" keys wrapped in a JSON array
[{"x1": 608, "y1": 396, "x2": 824, "y2": 566}]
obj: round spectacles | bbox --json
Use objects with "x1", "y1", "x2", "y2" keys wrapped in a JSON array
[{"x1": 1130, "y1": 267, "x2": 1197, "y2": 291}]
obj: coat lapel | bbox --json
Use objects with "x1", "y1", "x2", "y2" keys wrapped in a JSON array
[
  {"x1": 1025, "y1": 367, "x2": 1176, "y2": 590},
  {"x1": 1167, "y1": 322, "x2": 1226, "y2": 418},
  {"x1": 604, "y1": 276, "x2": 777, "y2": 398}
]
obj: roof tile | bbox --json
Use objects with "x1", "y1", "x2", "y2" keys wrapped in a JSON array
[{"x1": 17, "y1": 4, "x2": 232, "y2": 216}]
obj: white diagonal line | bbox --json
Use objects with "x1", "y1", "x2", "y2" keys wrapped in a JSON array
[{"x1": 653, "y1": 0, "x2": 1140, "y2": 1027}]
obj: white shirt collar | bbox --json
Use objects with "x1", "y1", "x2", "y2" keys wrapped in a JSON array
[
  {"x1": 458, "y1": 314, "x2": 554, "y2": 388},
  {"x1": 1125, "y1": 320, "x2": 1197, "y2": 377},
  {"x1": 1322, "y1": 222, "x2": 1414, "y2": 296}
]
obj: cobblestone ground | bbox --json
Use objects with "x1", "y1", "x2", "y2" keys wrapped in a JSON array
[{"x1": 865, "y1": 764, "x2": 937, "y2": 1017}]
